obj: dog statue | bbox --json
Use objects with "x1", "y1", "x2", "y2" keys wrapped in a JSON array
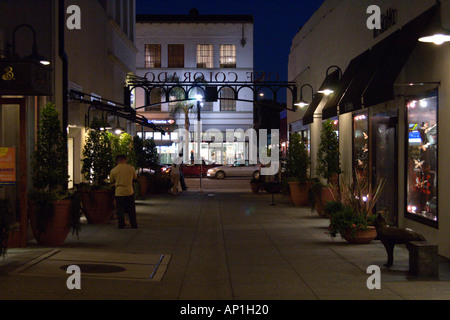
[{"x1": 373, "y1": 213, "x2": 426, "y2": 267}]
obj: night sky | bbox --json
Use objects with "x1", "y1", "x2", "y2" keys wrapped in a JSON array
[{"x1": 136, "y1": 0, "x2": 325, "y2": 103}]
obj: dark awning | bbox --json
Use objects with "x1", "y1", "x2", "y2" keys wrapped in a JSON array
[
  {"x1": 338, "y1": 31, "x2": 398, "y2": 115},
  {"x1": 69, "y1": 89, "x2": 164, "y2": 133},
  {"x1": 302, "y1": 69, "x2": 340, "y2": 125},
  {"x1": 322, "y1": 50, "x2": 370, "y2": 120},
  {"x1": 302, "y1": 93, "x2": 323, "y2": 125},
  {"x1": 362, "y1": 5, "x2": 436, "y2": 107}
]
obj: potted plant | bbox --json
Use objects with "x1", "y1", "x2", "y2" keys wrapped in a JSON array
[
  {"x1": 286, "y1": 133, "x2": 310, "y2": 207},
  {"x1": 134, "y1": 136, "x2": 159, "y2": 195},
  {"x1": 328, "y1": 172, "x2": 386, "y2": 244},
  {"x1": 30, "y1": 102, "x2": 81, "y2": 246},
  {"x1": 250, "y1": 177, "x2": 261, "y2": 194},
  {"x1": 133, "y1": 135, "x2": 147, "y2": 195},
  {"x1": 323, "y1": 200, "x2": 345, "y2": 221},
  {"x1": 308, "y1": 179, "x2": 324, "y2": 215},
  {"x1": 148, "y1": 174, "x2": 173, "y2": 194},
  {"x1": 314, "y1": 120, "x2": 341, "y2": 214},
  {"x1": 79, "y1": 117, "x2": 115, "y2": 224}
]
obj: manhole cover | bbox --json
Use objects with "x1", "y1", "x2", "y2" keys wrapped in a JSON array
[{"x1": 60, "y1": 264, "x2": 127, "y2": 274}]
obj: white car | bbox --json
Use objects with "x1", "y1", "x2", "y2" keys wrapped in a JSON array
[{"x1": 206, "y1": 161, "x2": 260, "y2": 179}]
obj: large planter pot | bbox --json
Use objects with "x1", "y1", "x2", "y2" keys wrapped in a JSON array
[
  {"x1": 288, "y1": 181, "x2": 310, "y2": 207},
  {"x1": 80, "y1": 189, "x2": 114, "y2": 224},
  {"x1": 315, "y1": 186, "x2": 338, "y2": 216},
  {"x1": 250, "y1": 182, "x2": 260, "y2": 194},
  {"x1": 342, "y1": 226, "x2": 377, "y2": 244},
  {"x1": 138, "y1": 175, "x2": 148, "y2": 195},
  {"x1": 30, "y1": 200, "x2": 72, "y2": 246}
]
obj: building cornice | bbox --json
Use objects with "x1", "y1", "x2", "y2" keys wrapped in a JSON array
[{"x1": 108, "y1": 18, "x2": 139, "y2": 54}]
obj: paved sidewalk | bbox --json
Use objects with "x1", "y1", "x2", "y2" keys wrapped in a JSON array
[{"x1": 0, "y1": 190, "x2": 449, "y2": 300}]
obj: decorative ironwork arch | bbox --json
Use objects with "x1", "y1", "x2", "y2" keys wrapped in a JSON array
[{"x1": 125, "y1": 74, "x2": 298, "y2": 111}]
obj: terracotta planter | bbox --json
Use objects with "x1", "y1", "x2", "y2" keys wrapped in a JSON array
[
  {"x1": 288, "y1": 181, "x2": 310, "y2": 207},
  {"x1": 6, "y1": 230, "x2": 23, "y2": 248},
  {"x1": 80, "y1": 189, "x2": 114, "y2": 224},
  {"x1": 315, "y1": 186, "x2": 338, "y2": 216},
  {"x1": 288, "y1": 192, "x2": 293, "y2": 204},
  {"x1": 342, "y1": 226, "x2": 377, "y2": 244},
  {"x1": 30, "y1": 200, "x2": 72, "y2": 246},
  {"x1": 138, "y1": 175, "x2": 148, "y2": 195},
  {"x1": 250, "y1": 182, "x2": 260, "y2": 194}
]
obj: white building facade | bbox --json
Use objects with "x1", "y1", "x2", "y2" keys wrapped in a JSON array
[{"x1": 134, "y1": 9, "x2": 254, "y2": 165}]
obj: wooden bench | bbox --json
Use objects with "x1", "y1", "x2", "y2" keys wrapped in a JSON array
[{"x1": 407, "y1": 241, "x2": 439, "y2": 278}]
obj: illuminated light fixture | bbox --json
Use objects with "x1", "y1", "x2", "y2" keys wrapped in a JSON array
[
  {"x1": 419, "y1": 2, "x2": 450, "y2": 45},
  {"x1": 195, "y1": 94, "x2": 203, "y2": 101},
  {"x1": 114, "y1": 128, "x2": 125, "y2": 135},
  {"x1": 320, "y1": 89, "x2": 334, "y2": 96},
  {"x1": 317, "y1": 66, "x2": 342, "y2": 95},
  {"x1": 294, "y1": 84, "x2": 314, "y2": 109},
  {"x1": 294, "y1": 100, "x2": 309, "y2": 108},
  {"x1": 113, "y1": 116, "x2": 125, "y2": 135},
  {"x1": 420, "y1": 100, "x2": 428, "y2": 108}
]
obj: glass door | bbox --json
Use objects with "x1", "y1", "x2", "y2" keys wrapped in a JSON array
[{"x1": 372, "y1": 114, "x2": 398, "y2": 226}]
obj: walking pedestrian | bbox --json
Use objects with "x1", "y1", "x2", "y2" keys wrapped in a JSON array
[
  {"x1": 171, "y1": 161, "x2": 181, "y2": 195},
  {"x1": 179, "y1": 162, "x2": 188, "y2": 191},
  {"x1": 110, "y1": 154, "x2": 138, "y2": 229}
]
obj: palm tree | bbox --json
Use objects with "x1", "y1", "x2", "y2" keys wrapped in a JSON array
[{"x1": 168, "y1": 75, "x2": 205, "y2": 163}]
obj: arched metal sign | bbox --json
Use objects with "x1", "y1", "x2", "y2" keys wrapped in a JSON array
[{"x1": 125, "y1": 73, "x2": 298, "y2": 111}]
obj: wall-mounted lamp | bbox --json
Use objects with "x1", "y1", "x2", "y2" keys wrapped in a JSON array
[
  {"x1": 294, "y1": 84, "x2": 314, "y2": 109},
  {"x1": 317, "y1": 66, "x2": 342, "y2": 96},
  {"x1": 419, "y1": 1, "x2": 450, "y2": 45},
  {"x1": 9, "y1": 24, "x2": 50, "y2": 65}
]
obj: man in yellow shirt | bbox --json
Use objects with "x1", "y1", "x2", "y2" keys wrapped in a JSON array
[{"x1": 110, "y1": 155, "x2": 138, "y2": 229}]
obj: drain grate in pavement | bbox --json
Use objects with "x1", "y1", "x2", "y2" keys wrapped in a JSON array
[
  {"x1": 10, "y1": 249, "x2": 171, "y2": 281},
  {"x1": 59, "y1": 264, "x2": 127, "y2": 274}
]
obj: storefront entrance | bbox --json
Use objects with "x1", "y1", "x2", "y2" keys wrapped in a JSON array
[
  {"x1": 371, "y1": 113, "x2": 398, "y2": 226},
  {"x1": 0, "y1": 98, "x2": 28, "y2": 247}
]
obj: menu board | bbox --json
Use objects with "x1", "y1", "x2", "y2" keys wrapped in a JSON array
[{"x1": 0, "y1": 147, "x2": 15, "y2": 185}]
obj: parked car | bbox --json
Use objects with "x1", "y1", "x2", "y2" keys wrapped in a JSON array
[
  {"x1": 161, "y1": 164, "x2": 171, "y2": 175},
  {"x1": 206, "y1": 161, "x2": 260, "y2": 179},
  {"x1": 161, "y1": 160, "x2": 221, "y2": 176},
  {"x1": 182, "y1": 160, "x2": 222, "y2": 177}
]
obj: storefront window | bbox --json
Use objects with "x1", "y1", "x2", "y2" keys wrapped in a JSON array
[
  {"x1": 353, "y1": 112, "x2": 369, "y2": 182},
  {"x1": 330, "y1": 118, "x2": 339, "y2": 138},
  {"x1": 406, "y1": 93, "x2": 438, "y2": 224}
]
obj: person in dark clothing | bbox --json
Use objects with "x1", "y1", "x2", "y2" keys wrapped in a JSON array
[{"x1": 179, "y1": 153, "x2": 188, "y2": 191}]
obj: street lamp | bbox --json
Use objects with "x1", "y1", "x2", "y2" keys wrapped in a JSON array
[
  {"x1": 10, "y1": 24, "x2": 50, "y2": 65},
  {"x1": 195, "y1": 94, "x2": 203, "y2": 191},
  {"x1": 317, "y1": 66, "x2": 342, "y2": 96},
  {"x1": 294, "y1": 84, "x2": 314, "y2": 109}
]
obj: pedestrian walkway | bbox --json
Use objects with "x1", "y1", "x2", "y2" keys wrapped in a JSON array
[{"x1": 0, "y1": 190, "x2": 449, "y2": 300}]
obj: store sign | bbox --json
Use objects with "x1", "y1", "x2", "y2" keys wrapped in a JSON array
[
  {"x1": 371, "y1": 7, "x2": 398, "y2": 38},
  {"x1": 0, "y1": 148, "x2": 16, "y2": 185},
  {"x1": 149, "y1": 119, "x2": 175, "y2": 125},
  {"x1": 0, "y1": 60, "x2": 52, "y2": 96},
  {"x1": 144, "y1": 71, "x2": 281, "y2": 83}
]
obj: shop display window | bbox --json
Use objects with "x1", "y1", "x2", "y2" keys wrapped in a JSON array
[
  {"x1": 406, "y1": 92, "x2": 438, "y2": 225},
  {"x1": 353, "y1": 111, "x2": 369, "y2": 183}
]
